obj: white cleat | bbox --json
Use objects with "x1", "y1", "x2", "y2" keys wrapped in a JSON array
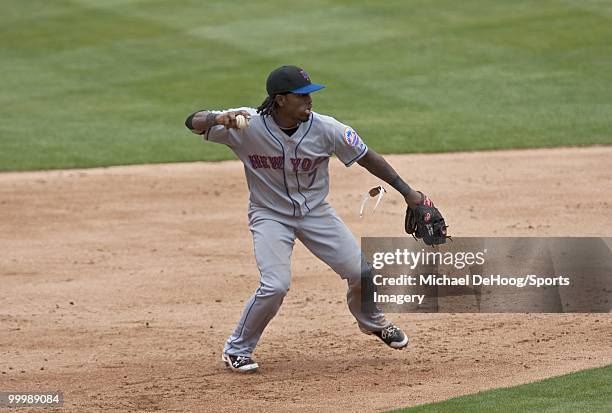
[{"x1": 364, "y1": 324, "x2": 409, "y2": 349}]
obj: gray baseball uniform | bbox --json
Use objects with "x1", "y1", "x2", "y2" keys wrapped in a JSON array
[{"x1": 199, "y1": 108, "x2": 388, "y2": 357}]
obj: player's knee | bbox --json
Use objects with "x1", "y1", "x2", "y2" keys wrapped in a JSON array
[
  {"x1": 259, "y1": 280, "x2": 290, "y2": 298},
  {"x1": 361, "y1": 259, "x2": 374, "y2": 278},
  {"x1": 342, "y1": 258, "x2": 373, "y2": 293},
  {"x1": 273, "y1": 284, "x2": 290, "y2": 297},
  {"x1": 268, "y1": 285, "x2": 290, "y2": 298},
  {"x1": 338, "y1": 255, "x2": 371, "y2": 282}
]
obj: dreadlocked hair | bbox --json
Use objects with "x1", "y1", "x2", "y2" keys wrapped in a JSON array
[{"x1": 257, "y1": 95, "x2": 277, "y2": 116}]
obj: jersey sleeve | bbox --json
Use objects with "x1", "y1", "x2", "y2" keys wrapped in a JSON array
[
  {"x1": 330, "y1": 118, "x2": 368, "y2": 167},
  {"x1": 201, "y1": 107, "x2": 257, "y2": 148},
  {"x1": 204, "y1": 124, "x2": 232, "y2": 146}
]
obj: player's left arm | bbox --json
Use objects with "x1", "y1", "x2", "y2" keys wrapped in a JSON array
[{"x1": 356, "y1": 149, "x2": 422, "y2": 207}]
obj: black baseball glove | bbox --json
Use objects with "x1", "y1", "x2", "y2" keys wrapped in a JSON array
[{"x1": 405, "y1": 192, "x2": 449, "y2": 246}]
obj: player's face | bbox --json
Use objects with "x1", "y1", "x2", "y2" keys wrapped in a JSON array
[{"x1": 281, "y1": 93, "x2": 312, "y2": 122}]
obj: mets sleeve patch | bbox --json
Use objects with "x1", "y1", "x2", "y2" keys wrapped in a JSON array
[{"x1": 343, "y1": 127, "x2": 361, "y2": 147}]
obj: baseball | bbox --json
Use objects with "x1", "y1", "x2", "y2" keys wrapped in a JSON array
[{"x1": 235, "y1": 114, "x2": 249, "y2": 129}]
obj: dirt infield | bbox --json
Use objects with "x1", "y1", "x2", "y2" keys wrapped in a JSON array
[{"x1": 1, "y1": 147, "x2": 611, "y2": 412}]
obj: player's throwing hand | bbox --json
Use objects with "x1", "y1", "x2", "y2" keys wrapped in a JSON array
[{"x1": 216, "y1": 110, "x2": 251, "y2": 130}]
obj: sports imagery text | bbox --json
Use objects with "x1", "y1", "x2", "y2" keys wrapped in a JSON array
[{"x1": 371, "y1": 274, "x2": 571, "y2": 305}]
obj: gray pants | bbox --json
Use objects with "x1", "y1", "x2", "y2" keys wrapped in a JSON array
[{"x1": 224, "y1": 202, "x2": 388, "y2": 357}]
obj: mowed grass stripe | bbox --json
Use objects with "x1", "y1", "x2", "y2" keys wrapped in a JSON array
[
  {"x1": 1, "y1": 1, "x2": 611, "y2": 171},
  {"x1": 391, "y1": 364, "x2": 612, "y2": 413}
]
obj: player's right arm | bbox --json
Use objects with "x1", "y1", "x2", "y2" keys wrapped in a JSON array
[{"x1": 185, "y1": 109, "x2": 252, "y2": 134}]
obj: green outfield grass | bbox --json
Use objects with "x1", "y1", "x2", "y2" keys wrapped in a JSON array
[
  {"x1": 391, "y1": 364, "x2": 612, "y2": 413},
  {"x1": 1, "y1": 0, "x2": 611, "y2": 171}
]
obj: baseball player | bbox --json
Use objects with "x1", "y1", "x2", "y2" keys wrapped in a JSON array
[{"x1": 185, "y1": 65, "x2": 444, "y2": 373}]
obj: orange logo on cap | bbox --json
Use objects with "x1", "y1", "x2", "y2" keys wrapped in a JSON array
[{"x1": 299, "y1": 69, "x2": 310, "y2": 81}]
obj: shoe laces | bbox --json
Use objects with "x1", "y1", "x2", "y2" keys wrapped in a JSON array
[
  {"x1": 383, "y1": 324, "x2": 400, "y2": 338},
  {"x1": 234, "y1": 356, "x2": 250, "y2": 365}
]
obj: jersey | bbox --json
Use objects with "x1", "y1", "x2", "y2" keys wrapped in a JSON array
[{"x1": 202, "y1": 108, "x2": 368, "y2": 217}]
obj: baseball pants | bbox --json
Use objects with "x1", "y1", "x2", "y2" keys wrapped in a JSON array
[{"x1": 223, "y1": 202, "x2": 388, "y2": 357}]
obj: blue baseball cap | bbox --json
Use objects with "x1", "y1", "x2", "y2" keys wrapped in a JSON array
[{"x1": 266, "y1": 65, "x2": 325, "y2": 96}]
